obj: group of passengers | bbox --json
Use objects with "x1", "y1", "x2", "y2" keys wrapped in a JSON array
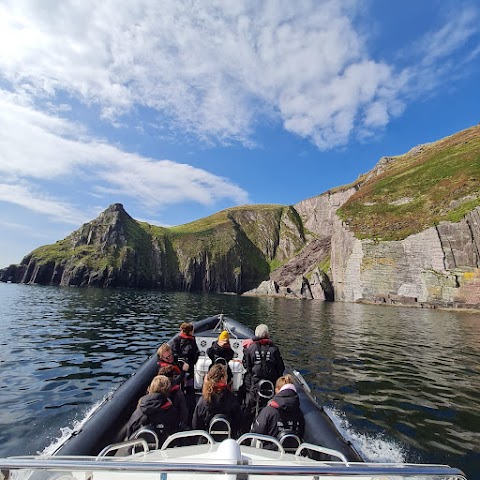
[{"x1": 125, "y1": 322, "x2": 305, "y2": 447}]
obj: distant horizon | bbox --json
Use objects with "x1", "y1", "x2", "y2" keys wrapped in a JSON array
[{"x1": 1, "y1": 1, "x2": 480, "y2": 267}]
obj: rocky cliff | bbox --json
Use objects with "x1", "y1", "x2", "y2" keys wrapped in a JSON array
[
  {"x1": 0, "y1": 203, "x2": 307, "y2": 293},
  {"x1": 330, "y1": 124, "x2": 480, "y2": 309},
  {"x1": 2, "y1": 124, "x2": 480, "y2": 309},
  {"x1": 330, "y1": 209, "x2": 480, "y2": 309}
]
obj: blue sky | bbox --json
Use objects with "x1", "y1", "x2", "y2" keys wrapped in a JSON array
[{"x1": 1, "y1": 0, "x2": 479, "y2": 267}]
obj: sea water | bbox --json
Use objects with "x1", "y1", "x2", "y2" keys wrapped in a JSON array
[{"x1": 0, "y1": 283, "x2": 479, "y2": 477}]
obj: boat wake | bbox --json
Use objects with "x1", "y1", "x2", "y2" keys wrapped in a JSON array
[
  {"x1": 324, "y1": 406, "x2": 407, "y2": 463},
  {"x1": 39, "y1": 396, "x2": 108, "y2": 457}
]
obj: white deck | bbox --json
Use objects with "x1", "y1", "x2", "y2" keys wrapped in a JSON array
[{"x1": 2, "y1": 438, "x2": 466, "y2": 480}]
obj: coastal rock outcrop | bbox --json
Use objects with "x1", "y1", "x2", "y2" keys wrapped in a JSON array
[
  {"x1": 330, "y1": 203, "x2": 480, "y2": 309},
  {"x1": 0, "y1": 203, "x2": 307, "y2": 294}
]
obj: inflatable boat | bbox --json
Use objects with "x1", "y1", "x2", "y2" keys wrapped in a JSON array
[{"x1": 0, "y1": 314, "x2": 466, "y2": 479}]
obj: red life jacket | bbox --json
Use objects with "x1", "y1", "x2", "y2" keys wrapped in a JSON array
[
  {"x1": 180, "y1": 333, "x2": 195, "y2": 341},
  {"x1": 214, "y1": 382, "x2": 231, "y2": 393},
  {"x1": 157, "y1": 360, "x2": 181, "y2": 375},
  {"x1": 160, "y1": 399, "x2": 173, "y2": 410},
  {"x1": 170, "y1": 384, "x2": 181, "y2": 393}
]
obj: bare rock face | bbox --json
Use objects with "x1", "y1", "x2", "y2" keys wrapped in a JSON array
[
  {"x1": 294, "y1": 188, "x2": 357, "y2": 238},
  {"x1": 243, "y1": 189, "x2": 349, "y2": 301},
  {"x1": 330, "y1": 207, "x2": 480, "y2": 308}
]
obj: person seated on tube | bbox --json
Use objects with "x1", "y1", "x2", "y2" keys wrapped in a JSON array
[
  {"x1": 206, "y1": 330, "x2": 236, "y2": 384},
  {"x1": 192, "y1": 364, "x2": 242, "y2": 437},
  {"x1": 125, "y1": 375, "x2": 180, "y2": 443},
  {"x1": 251, "y1": 374, "x2": 305, "y2": 445},
  {"x1": 158, "y1": 365, "x2": 189, "y2": 430}
]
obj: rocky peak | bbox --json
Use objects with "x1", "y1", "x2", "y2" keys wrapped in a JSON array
[{"x1": 70, "y1": 203, "x2": 133, "y2": 250}]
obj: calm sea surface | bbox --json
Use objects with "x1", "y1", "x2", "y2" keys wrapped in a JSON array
[{"x1": 0, "y1": 283, "x2": 479, "y2": 477}]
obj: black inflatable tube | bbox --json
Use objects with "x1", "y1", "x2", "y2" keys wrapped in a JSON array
[{"x1": 296, "y1": 383, "x2": 363, "y2": 462}]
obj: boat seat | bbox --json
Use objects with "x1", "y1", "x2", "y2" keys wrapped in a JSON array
[
  {"x1": 278, "y1": 430, "x2": 301, "y2": 453},
  {"x1": 208, "y1": 414, "x2": 231, "y2": 442},
  {"x1": 96, "y1": 438, "x2": 149, "y2": 458},
  {"x1": 194, "y1": 356, "x2": 212, "y2": 390},
  {"x1": 255, "y1": 379, "x2": 275, "y2": 417},
  {"x1": 228, "y1": 359, "x2": 245, "y2": 391}
]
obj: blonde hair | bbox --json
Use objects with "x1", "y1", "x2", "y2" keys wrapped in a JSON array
[
  {"x1": 157, "y1": 343, "x2": 172, "y2": 359},
  {"x1": 180, "y1": 322, "x2": 194, "y2": 335},
  {"x1": 275, "y1": 374, "x2": 295, "y2": 392},
  {"x1": 202, "y1": 364, "x2": 227, "y2": 403},
  {"x1": 147, "y1": 375, "x2": 171, "y2": 396}
]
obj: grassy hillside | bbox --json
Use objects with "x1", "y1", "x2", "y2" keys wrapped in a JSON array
[
  {"x1": 337, "y1": 124, "x2": 480, "y2": 241},
  {"x1": 25, "y1": 204, "x2": 288, "y2": 277}
]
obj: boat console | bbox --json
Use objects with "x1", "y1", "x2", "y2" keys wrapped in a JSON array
[{"x1": 194, "y1": 324, "x2": 247, "y2": 392}]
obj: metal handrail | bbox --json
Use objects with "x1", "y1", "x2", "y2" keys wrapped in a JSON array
[
  {"x1": 0, "y1": 457, "x2": 467, "y2": 478},
  {"x1": 208, "y1": 415, "x2": 232, "y2": 440},
  {"x1": 133, "y1": 428, "x2": 159, "y2": 450},
  {"x1": 96, "y1": 439, "x2": 149, "y2": 458},
  {"x1": 160, "y1": 430, "x2": 215, "y2": 450},
  {"x1": 295, "y1": 442, "x2": 349, "y2": 465},
  {"x1": 236, "y1": 433, "x2": 285, "y2": 453},
  {"x1": 212, "y1": 314, "x2": 239, "y2": 339}
]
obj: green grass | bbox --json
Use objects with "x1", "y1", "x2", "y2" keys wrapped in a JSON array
[
  {"x1": 170, "y1": 204, "x2": 283, "y2": 235},
  {"x1": 338, "y1": 125, "x2": 480, "y2": 241}
]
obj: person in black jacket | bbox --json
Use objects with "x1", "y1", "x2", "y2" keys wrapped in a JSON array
[
  {"x1": 171, "y1": 322, "x2": 200, "y2": 376},
  {"x1": 252, "y1": 374, "x2": 305, "y2": 441},
  {"x1": 158, "y1": 365, "x2": 189, "y2": 430},
  {"x1": 171, "y1": 322, "x2": 200, "y2": 420},
  {"x1": 192, "y1": 364, "x2": 242, "y2": 437},
  {"x1": 157, "y1": 343, "x2": 189, "y2": 378},
  {"x1": 125, "y1": 375, "x2": 180, "y2": 441},
  {"x1": 243, "y1": 323, "x2": 285, "y2": 414},
  {"x1": 207, "y1": 330, "x2": 235, "y2": 383}
]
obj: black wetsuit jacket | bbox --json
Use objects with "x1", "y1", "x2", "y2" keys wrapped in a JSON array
[
  {"x1": 252, "y1": 388, "x2": 305, "y2": 439},
  {"x1": 169, "y1": 384, "x2": 189, "y2": 429},
  {"x1": 207, "y1": 341, "x2": 235, "y2": 382},
  {"x1": 207, "y1": 341, "x2": 235, "y2": 364},
  {"x1": 243, "y1": 338, "x2": 285, "y2": 391},
  {"x1": 171, "y1": 333, "x2": 200, "y2": 378},
  {"x1": 125, "y1": 392, "x2": 178, "y2": 440},
  {"x1": 192, "y1": 384, "x2": 242, "y2": 435}
]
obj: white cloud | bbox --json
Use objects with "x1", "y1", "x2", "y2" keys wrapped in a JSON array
[
  {"x1": 0, "y1": 182, "x2": 86, "y2": 225},
  {"x1": 417, "y1": 7, "x2": 479, "y2": 66},
  {"x1": 400, "y1": 6, "x2": 480, "y2": 99},
  {"x1": 0, "y1": 0, "x2": 478, "y2": 151},
  {"x1": 0, "y1": 88, "x2": 249, "y2": 221}
]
